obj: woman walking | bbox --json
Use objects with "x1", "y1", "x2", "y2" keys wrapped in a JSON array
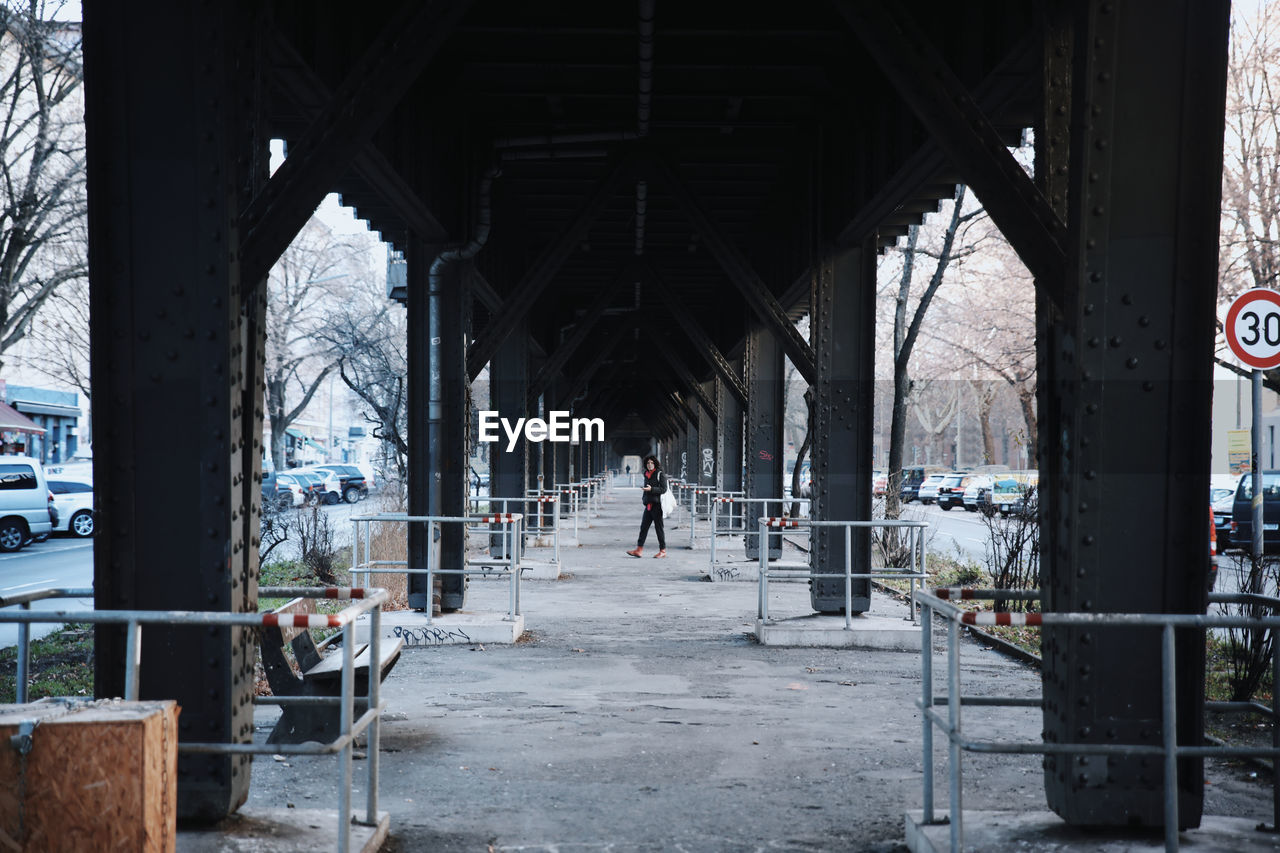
[{"x1": 627, "y1": 454, "x2": 667, "y2": 558}]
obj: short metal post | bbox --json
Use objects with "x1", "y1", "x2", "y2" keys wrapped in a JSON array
[
  {"x1": 844, "y1": 528, "x2": 853, "y2": 631},
  {"x1": 758, "y1": 519, "x2": 769, "y2": 621},
  {"x1": 338, "y1": 620, "x2": 356, "y2": 853},
  {"x1": 573, "y1": 490, "x2": 580, "y2": 541},
  {"x1": 909, "y1": 527, "x2": 920, "y2": 625},
  {"x1": 922, "y1": 599, "x2": 935, "y2": 823},
  {"x1": 552, "y1": 497, "x2": 561, "y2": 565},
  {"x1": 948, "y1": 616, "x2": 963, "y2": 852},
  {"x1": 710, "y1": 499, "x2": 719, "y2": 566},
  {"x1": 124, "y1": 620, "x2": 142, "y2": 701},
  {"x1": 425, "y1": 521, "x2": 436, "y2": 625},
  {"x1": 365, "y1": 604, "x2": 382, "y2": 825},
  {"x1": 689, "y1": 488, "x2": 697, "y2": 547},
  {"x1": 1162, "y1": 624, "x2": 1179, "y2": 852},
  {"x1": 508, "y1": 521, "x2": 518, "y2": 620},
  {"x1": 16, "y1": 602, "x2": 30, "y2": 704}
]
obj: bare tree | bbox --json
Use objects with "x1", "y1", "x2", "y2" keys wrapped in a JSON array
[
  {"x1": 1218, "y1": 3, "x2": 1280, "y2": 391},
  {"x1": 265, "y1": 219, "x2": 367, "y2": 470},
  {"x1": 0, "y1": 1, "x2": 86, "y2": 369},
  {"x1": 882, "y1": 186, "x2": 983, "y2": 518},
  {"x1": 317, "y1": 284, "x2": 409, "y2": 484}
]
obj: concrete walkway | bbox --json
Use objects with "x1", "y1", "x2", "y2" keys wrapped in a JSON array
[{"x1": 236, "y1": 486, "x2": 1276, "y2": 852}]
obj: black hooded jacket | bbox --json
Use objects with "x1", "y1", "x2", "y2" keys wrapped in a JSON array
[{"x1": 642, "y1": 467, "x2": 667, "y2": 507}]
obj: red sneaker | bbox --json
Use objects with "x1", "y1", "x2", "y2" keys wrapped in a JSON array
[
  {"x1": 653, "y1": 549, "x2": 667, "y2": 558},
  {"x1": 626, "y1": 547, "x2": 643, "y2": 558}
]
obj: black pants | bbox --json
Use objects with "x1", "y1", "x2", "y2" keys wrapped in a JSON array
[{"x1": 637, "y1": 503, "x2": 665, "y2": 549}]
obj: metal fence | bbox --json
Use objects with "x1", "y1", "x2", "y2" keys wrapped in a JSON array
[
  {"x1": 710, "y1": 496, "x2": 810, "y2": 567},
  {"x1": 756, "y1": 516, "x2": 929, "y2": 628},
  {"x1": 351, "y1": 512, "x2": 524, "y2": 622},
  {"x1": 0, "y1": 585, "x2": 391, "y2": 853},
  {"x1": 915, "y1": 587, "x2": 1280, "y2": 852}
]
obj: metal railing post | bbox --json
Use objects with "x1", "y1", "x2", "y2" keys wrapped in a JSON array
[
  {"x1": 758, "y1": 518, "x2": 769, "y2": 621},
  {"x1": 844, "y1": 528, "x2": 853, "y2": 631},
  {"x1": 710, "y1": 498, "x2": 719, "y2": 565},
  {"x1": 553, "y1": 497, "x2": 561, "y2": 565},
  {"x1": 16, "y1": 602, "x2": 30, "y2": 704},
  {"x1": 689, "y1": 487, "x2": 696, "y2": 547},
  {"x1": 338, "y1": 620, "x2": 355, "y2": 853},
  {"x1": 366, "y1": 604, "x2": 381, "y2": 825},
  {"x1": 921, "y1": 599, "x2": 935, "y2": 824},
  {"x1": 425, "y1": 521, "x2": 436, "y2": 625},
  {"x1": 948, "y1": 615, "x2": 963, "y2": 852},
  {"x1": 1162, "y1": 624, "x2": 1179, "y2": 852},
  {"x1": 124, "y1": 619, "x2": 142, "y2": 701}
]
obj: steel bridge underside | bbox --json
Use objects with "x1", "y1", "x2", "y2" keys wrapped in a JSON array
[{"x1": 82, "y1": 0, "x2": 1228, "y2": 829}]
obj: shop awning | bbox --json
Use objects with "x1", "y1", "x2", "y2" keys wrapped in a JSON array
[
  {"x1": 11, "y1": 399, "x2": 81, "y2": 418},
  {"x1": 0, "y1": 402, "x2": 45, "y2": 434}
]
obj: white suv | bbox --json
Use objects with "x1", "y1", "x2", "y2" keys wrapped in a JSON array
[{"x1": 0, "y1": 455, "x2": 55, "y2": 551}]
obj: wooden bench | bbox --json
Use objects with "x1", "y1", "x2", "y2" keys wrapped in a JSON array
[{"x1": 260, "y1": 596, "x2": 404, "y2": 745}]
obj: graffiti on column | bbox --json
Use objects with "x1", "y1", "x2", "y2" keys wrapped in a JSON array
[
  {"x1": 681, "y1": 451, "x2": 688, "y2": 480},
  {"x1": 702, "y1": 448, "x2": 714, "y2": 478}
]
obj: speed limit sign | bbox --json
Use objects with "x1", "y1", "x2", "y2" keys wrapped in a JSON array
[{"x1": 1226, "y1": 288, "x2": 1280, "y2": 370}]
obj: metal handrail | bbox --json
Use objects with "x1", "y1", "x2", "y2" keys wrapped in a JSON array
[
  {"x1": 350, "y1": 512, "x2": 524, "y2": 621},
  {"x1": 756, "y1": 517, "x2": 929, "y2": 628},
  {"x1": 0, "y1": 585, "x2": 390, "y2": 853},
  {"x1": 915, "y1": 587, "x2": 1280, "y2": 852},
  {"x1": 710, "y1": 496, "x2": 810, "y2": 566}
]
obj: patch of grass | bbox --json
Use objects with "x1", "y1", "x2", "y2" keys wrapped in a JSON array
[{"x1": 0, "y1": 623, "x2": 95, "y2": 703}]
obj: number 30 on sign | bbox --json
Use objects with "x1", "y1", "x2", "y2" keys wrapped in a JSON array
[{"x1": 1226, "y1": 288, "x2": 1280, "y2": 370}]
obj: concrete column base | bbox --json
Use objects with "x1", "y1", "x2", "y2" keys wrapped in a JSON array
[
  {"x1": 755, "y1": 613, "x2": 921, "y2": 650},
  {"x1": 355, "y1": 610, "x2": 525, "y2": 647}
]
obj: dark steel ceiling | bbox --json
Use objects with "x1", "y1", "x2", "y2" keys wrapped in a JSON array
[{"x1": 267, "y1": 0, "x2": 1037, "y2": 435}]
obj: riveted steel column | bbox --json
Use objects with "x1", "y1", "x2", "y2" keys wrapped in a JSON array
[
  {"x1": 698, "y1": 381, "x2": 716, "y2": 491},
  {"x1": 1040, "y1": 0, "x2": 1228, "y2": 827},
  {"x1": 490, "y1": 323, "x2": 528, "y2": 561},
  {"x1": 744, "y1": 327, "x2": 784, "y2": 559},
  {"x1": 440, "y1": 262, "x2": 470, "y2": 604},
  {"x1": 717, "y1": 367, "x2": 744, "y2": 494},
  {"x1": 811, "y1": 242, "x2": 875, "y2": 613},
  {"x1": 553, "y1": 383, "x2": 571, "y2": 488},
  {"x1": 406, "y1": 238, "x2": 435, "y2": 612},
  {"x1": 84, "y1": 0, "x2": 261, "y2": 817}
]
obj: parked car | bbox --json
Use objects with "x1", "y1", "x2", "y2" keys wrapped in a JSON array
[
  {"x1": 935, "y1": 472, "x2": 972, "y2": 511},
  {"x1": 872, "y1": 470, "x2": 887, "y2": 497},
  {"x1": 261, "y1": 472, "x2": 305, "y2": 509},
  {"x1": 1231, "y1": 471, "x2": 1280, "y2": 552},
  {"x1": 294, "y1": 467, "x2": 343, "y2": 505},
  {"x1": 1211, "y1": 474, "x2": 1240, "y2": 546},
  {"x1": 900, "y1": 466, "x2": 944, "y2": 503},
  {"x1": 48, "y1": 479, "x2": 95, "y2": 537},
  {"x1": 917, "y1": 473, "x2": 946, "y2": 505},
  {"x1": 962, "y1": 475, "x2": 994, "y2": 513},
  {"x1": 314, "y1": 464, "x2": 369, "y2": 503},
  {"x1": 276, "y1": 472, "x2": 321, "y2": 506},
  {"x1": 0, "y1": 455, "x2": 56, "y2": 551}
]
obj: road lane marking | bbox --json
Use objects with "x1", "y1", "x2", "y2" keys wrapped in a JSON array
[{"x1": 2, "y1": 579, "x2": 56, "y2": 592}]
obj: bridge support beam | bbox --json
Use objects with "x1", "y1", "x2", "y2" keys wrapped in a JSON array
[
  {"x1": 717, "y1": 371, "x2": 744, "y2": 495},
  {"x1": 1038, "y1": 0, "x2": 1229, "y2": 827},
  {"x1": 489, "y1": 324, "x2": 529, "y2": 565},
  {"x1": 698, "y1": 381, "x2": 717, "y2": 492},
  {"x1": 84, "y1": 0, "x2": 263, "y2": 817},
  {"x1": 744, "y1": 327, "x2": 784, "y2": 559},
  {"x1": 811, "y1": 241, "x2": 875, "y2": 613}
]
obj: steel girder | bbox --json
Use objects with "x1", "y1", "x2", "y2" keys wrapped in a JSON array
[
  {"x1": 810, "y1": 241, "x2": 876, "y2": 613},
  {"x1": 643, "y1": 264, "x2": 749, "y2": 405},
  {"x1": 716, "y1": 372, "x2": 745, "y2": 494},
  {"x1": 656, "y1": 345, "x2": 718, "y2": 423},
  {"x1": 267, "y1": 34, "x2": 449, "y2": 246},
  {"x1": 1037, "y1": 0, "x2": 1229, "y2": 827},
  {"x1": 527, "y1": 271, "x2": 631, "y2": 408},
  {"x1": 836, "y1": 2, "x2": 1067, "y2": 297},
  {"x1": 239, "y1": 0, "x2": 469, "y2": 285},
  {"x1": 645, "y1": 156, "x2": 817, "y2": 385},
  {"x1": 743, "y1": 326, "x2": 784, "y2": 560},
  {"x1": 467, "y1": 156, "x2": 637, "y2": 381},
  {"x1": 83, "y1": 0, "x2": 263, "y2": 818}
]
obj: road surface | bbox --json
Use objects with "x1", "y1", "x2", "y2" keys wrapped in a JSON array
[{"x1": 0, "y1": 537, "x2": 94, "y2": 648}]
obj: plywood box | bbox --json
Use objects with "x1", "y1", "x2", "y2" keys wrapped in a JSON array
[{"x1": 0, "y1": 699, "x2": 179, "y2": 852}]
